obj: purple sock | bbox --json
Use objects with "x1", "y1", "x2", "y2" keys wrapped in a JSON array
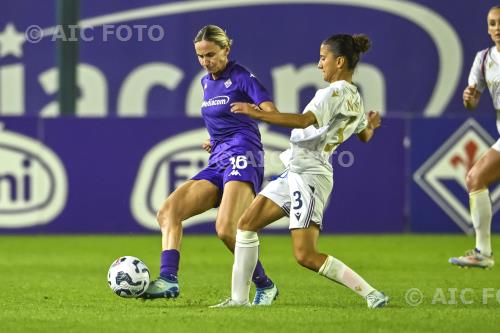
[
  {"x1": 160, "y1": 249, "x2": 180, "y2": 282},
  {"x1": 252, "y1": 260, "x2": 273, "y2": 288}
]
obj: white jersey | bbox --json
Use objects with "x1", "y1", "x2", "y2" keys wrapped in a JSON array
[
  {"x1": 280, "y1": 80, "x2": 367, "y2": 175},
  {"x1": 468, "y1": 47, "x2": 500, "y2": 134}
]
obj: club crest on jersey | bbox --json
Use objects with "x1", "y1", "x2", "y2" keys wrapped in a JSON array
[
  {"x1": 413, "y1": 119, "x2": 500, "y2": 234},
  {"x1": 224, "y1": 79, "x2": 232, "y2": 88}
]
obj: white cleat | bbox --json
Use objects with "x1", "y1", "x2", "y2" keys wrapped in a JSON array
[
  {"x1": 209, "y1": 298, "x2": 250, "y2": 308},
  {"x1": 449, "y1": 249, "x2": 494, "y2": 269},
  {"x1": 252, "y1": 283, "x2": 279, "y2": 306},
  {"x1": 366, "y1": 290, "x2": 389, "y2": 309}
]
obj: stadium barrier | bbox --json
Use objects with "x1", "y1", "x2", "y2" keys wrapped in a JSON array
[{"x1": 0, "y1": 116, "x2": 497, "y2": 234}]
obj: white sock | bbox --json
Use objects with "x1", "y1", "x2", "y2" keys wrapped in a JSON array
[
  {"x1": 318, "y1": 255, "x2": 375, "y2": 298},
  {"x1": 470, "y1": 189, "x2": 492, "y2": 256},
  {"x1": 232, "y1": 229, "x2": 259, "y2": 303}
]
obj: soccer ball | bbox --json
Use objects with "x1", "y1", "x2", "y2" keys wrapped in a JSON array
[{"x1": 107, "y1": 256, "x2": 150, "y2": 298}]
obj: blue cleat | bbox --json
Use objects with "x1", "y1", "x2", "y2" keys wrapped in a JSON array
[
  {"x1": 252, "y1": 283, "x2": 279, "y2": 306},
  {"x1": 140, "y1": 276, "x2": 179, "y2": 299}
]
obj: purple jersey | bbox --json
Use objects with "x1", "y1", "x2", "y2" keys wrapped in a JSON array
[{"x1": 200, "y1": 61, "x2": 272, "y2": 165}]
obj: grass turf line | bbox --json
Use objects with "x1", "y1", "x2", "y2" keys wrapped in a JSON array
[{"x1": 0, "y1": 235, "x2": 499, "y2": 333}]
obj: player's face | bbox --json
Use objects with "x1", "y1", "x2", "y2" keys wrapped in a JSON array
[
  {"x1": 487, "y1": 8, "x2": 500, "y2": 44},
  {"x1": 318, "y1": 44, "x2": 339, "y2": 83},
  {"x1": 195, "y1": 40, "x2": 229, "y2": 76}
]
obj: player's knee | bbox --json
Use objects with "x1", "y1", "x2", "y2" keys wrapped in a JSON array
[
  {"x1": 294, "y1": 250, "x2": 315, "y2": 269},
  {"x1": 156, "y1": 200, "x2": 178, "y2": 228},
  {"x1": 215, "y1": 222, "x2": 236, "y2": 243},
  {"x1": 237, "y1": 210, "x2": 260, "y2": 232},
  {"x1": 237, "y1": 213, "x2": 252, "y2": 230},
  {"x1": 466, "y1": 169, "x2": 485, "y2": 192}
]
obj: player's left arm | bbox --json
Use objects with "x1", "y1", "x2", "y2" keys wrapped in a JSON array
[
  {"x1": 357, "y1": 111, "x2": 381, "y2": 142},
  {"x1": 231, "y1": 102, "x2": 317, "y2": 129}
]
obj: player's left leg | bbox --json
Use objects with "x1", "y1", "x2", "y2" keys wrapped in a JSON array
[
  {"x1": 216, "y1": 181, "x2": 278, "y2": 303},
  {"x1": 291, "y1": 225, "x2": 388, "y2": 308},
  {"x1": 211, "y1": 194, "x2": 286, "y2": 308},
  {"x1": 450, "y1": 147, "x2": 500, "y2": 268}
]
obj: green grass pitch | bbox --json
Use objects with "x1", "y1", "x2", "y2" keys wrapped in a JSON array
[{"x1": 1, "y1": 234, "x2": 499, "y2": 333}]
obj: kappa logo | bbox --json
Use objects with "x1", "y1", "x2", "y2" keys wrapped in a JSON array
[
  {"x1": 0, "y1": 124, "x2": 68, "y2": 228},
  {"x1": 413, "y1": 119, "x2": 500, "y2": 233},
  {"x1": 229, "y1": 169, "x2": 241, "y2": 176}
]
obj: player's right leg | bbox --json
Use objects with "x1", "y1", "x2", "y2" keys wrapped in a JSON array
[
  {"x1": 290, "y1": 226, "x2": 388, "y2": 308},
  {"x1": 450, "y1": 147, "x2": 500, "y2": 268},
  {"x1": 142, "y1": 180, "x2": 219, "y2": 299},
  {"x1": 287, "y1": 171, "x2": 388, "y2": 308},
  {"x1": 212, "y1": 195, "x2": 285, "y2": 307}
]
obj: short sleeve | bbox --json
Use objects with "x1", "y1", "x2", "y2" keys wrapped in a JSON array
[
  {"x1": 354, "y1": 111, "x2": 368, "y2": 134},
  {"x1": 468, "y1": 50, "x2": 488, "y2": 93},
  {"x1": 307, "y1": 89, "x2": 342, "y2": 128},
  {"x1": 239, "y1": 71, "x2": 272, "y2": 105}
]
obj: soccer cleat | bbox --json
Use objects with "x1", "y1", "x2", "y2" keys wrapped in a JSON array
[
  {"x1": 449, "y1": 249, "x2": 494, "y2": 269},
  {"x1": 365, "y1": 290, "x2": 389, "y2": 309},
  {"x1": 209, "y1": 298, "x2": 250, "y2": 308},
  {"x1": 252, "y1": 283, "x2": 279, "y2": 306},
  {"x1": 140, "y1": 276, "x2": 179, "y2": 299}
]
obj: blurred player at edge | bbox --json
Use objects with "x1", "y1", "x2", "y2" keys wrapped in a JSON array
[{"x1": 449, "y1": 6, "x2": 500, "y2": 269}]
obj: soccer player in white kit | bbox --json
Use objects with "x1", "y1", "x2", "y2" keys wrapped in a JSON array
[
  {"x1": 211, "y1": 33, "x2": 389, "y2": 308},
  {"x1": 449, "y1": 6, "x2": 500, "y2": 269}
]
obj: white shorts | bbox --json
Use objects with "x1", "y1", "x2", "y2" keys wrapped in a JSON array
[
  {"x1": 493, "y1": 138, "x2": 500, "y2": 152},
  {"x1": 260, "y1": 170, "x2": 333, "y2": 230}
]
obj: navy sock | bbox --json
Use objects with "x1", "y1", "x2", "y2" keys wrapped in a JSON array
[
  {"x1": 160, "y1": 249, "x2": 180, "y2": 282},
  {"x1": 252, "y1": 260, "x2": 273, "y2": 288}
]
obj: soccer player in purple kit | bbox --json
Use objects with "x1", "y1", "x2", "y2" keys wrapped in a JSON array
[{"x1": 141, "y1": 25, "x2": 279, "y2": 305}]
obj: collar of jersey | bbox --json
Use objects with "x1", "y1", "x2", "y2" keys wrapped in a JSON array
[
  {"x1": 330, "y1": 80, "x2": 357, "y2": 92},
  {"x1": 208, "y1": 60, "x2": 236, "y2": 80}
]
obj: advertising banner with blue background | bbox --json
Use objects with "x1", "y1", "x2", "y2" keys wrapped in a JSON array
[
  {"x1": 0, "y1": 1, "x2": 499, "y2": 233},
  {"x1": 0, "y1": 117, "x2": 405, "y2": 233},
  {"x1": 0, "y1": 0, "x2": 498, "y2": 118},
  {"x1": 411, "y1": 117, "x2": 500, "y2": 234}
]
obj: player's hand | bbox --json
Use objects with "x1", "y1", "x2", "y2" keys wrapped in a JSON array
[
  {"x1": 230, "y1": 102, "x2": 260, "y2": 117},
  {"x1": 367, "y1": 111, "x2": 381, "y2": 130},
  {"x1": 463, "y1": 84, "x2": 479, "y2": 108},
  {"x1": 202, "y1": 139, "x2": 212, "y2": 153}
]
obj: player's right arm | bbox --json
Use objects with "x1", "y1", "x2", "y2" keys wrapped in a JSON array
[
  {"x1": 464, "y1": 50, "x2": 487, "y2": 110},
  {"x1": 463, "y1": 83, "x2": 481, "y2": 110},
  {"x1": 231, "y1": 102, "x2": 317, "y2": 128}
]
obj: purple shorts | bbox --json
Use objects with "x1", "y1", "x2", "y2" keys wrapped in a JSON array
[{"x1": 192, "y1": 154, "x2": 263, "y2": 206}]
